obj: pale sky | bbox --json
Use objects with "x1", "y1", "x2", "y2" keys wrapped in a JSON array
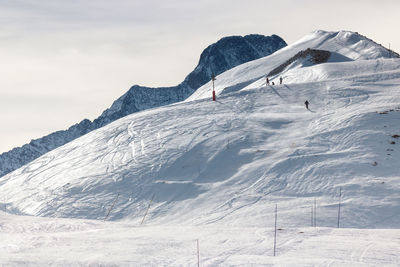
[{"x1": 1, "y1": 0, "x2": 399, "y2": 153}]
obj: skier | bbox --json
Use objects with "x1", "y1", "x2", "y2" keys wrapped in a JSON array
[
  {"x1": 305, "y1": 100, "x2": 309, "y2": 110},
  {"x1": 266, "y1": 76, "x2": 270, "y2": 86},
  {"x1": 271, "y1": 81, "x2": 275, "y2": 85},
  {"x1": 279, "y1": 76, "x2": 283, "y2": 84}
]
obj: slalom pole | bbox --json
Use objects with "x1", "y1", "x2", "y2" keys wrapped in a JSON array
[
  {"x1": 337, "y1": 187, "x2": 342, "y2": 228},
  {"x1": 104, "y1": 193, "x2": 120, "y2": 221},
  {"x1": 197, "y1": 239, "x2": 200, "y2": 267},
  {"x1": 141, "y1": 193, "x2": 155, "y2": 225},
  {"x1": 274, "y1": 204, "x2": 277, "y2": 256},
  {"x1": 212, "y1": 74, "x2": 216, "y2": 101},
  {"x1": 314, "y1": 198, "x2": 317, "y2": 227},
  {"x1": 311, "y1": 206, "x2": 313, "y2": 227}
]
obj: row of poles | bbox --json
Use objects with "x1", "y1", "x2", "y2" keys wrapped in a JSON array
[
  {"x1": 310, "y1": 188, "x2": 342, "y2": 228},
  {"x1": 275, "y1": 187, "x2": 343, "y2": 256},
  {"x1": 103, "y1": 187, "x2": 343, "y2": 265},
  {"x1": 194, "y1": 188, "x2": 343, "y2": 266}
]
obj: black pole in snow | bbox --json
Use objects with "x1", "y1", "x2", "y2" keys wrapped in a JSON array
[
  {"x1": 311, "y1": 206, "x2": 314, "y2": 227},
  {"x1": 337, "y1": 187, "x2": 342, "y2": 228},
  {"x1": 314, "y1": 198, "x2": 317, "y2": 227},
  {"x1": 274, "y1": 204, "x2": 277, "y2": 256},
  {"x1": 197, "y1": 239, "x2": 200, "y2": 267}
]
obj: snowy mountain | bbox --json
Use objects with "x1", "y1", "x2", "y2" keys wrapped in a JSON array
[
  {"x1": 1, "y1": 29, "x2": 400, "y2": 265},
  {"x1": 1, "y1": 30, "x2": 399, "y2": 228},
  {"x1": 188, "y1": 30, "x2": 398, "y2": 100},
  {"x1": 0, "y1": 34, "x2": 286, "y2": 178}
]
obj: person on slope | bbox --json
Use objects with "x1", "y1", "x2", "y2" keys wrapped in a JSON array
[
  {"x1": 280, "y1": 76, "x2": 283, "y2": 84},
  {"x1": 266, "y1": 76, "x2": 270, "y2": 86},
  {"x1": 304, "y1": 100, "x2": 309, "y2": 110}
]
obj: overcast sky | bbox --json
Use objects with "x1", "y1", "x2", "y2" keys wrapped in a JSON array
[{"x1": 1, "y1": 0, "x2": 399, "y2": 153}]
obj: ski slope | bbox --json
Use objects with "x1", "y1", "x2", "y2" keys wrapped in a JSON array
[
  {"x1": 1, "y1": 211, "x2": 399, "y2": 266},
  {"x1": 188, "y1": 30, "x2": 395, "y2": 101},
  {"x1": 3, "y1": 75, "x2": 400, "y2": 227},
  {"x1": 0, "y1": 30, "x2": 400, "y2": 265}
]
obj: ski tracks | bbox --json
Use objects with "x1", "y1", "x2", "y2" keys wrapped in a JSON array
[
  {"x1": 127, "y1": 120, "x2": 151, "y2": 164},
  {"x1": 358, "y1": 242, "x2": 374, "y2": 264}
]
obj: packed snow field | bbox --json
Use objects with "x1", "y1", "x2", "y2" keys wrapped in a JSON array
[
  {"x1": 1, "y1": 212, "x2": 399, "y2": 266},
  {"x1": 1, "y1": 30, "x2": 400, "y2": 265}
]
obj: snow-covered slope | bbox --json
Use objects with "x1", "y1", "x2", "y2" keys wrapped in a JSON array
[
  {"x1": 188, "y1": 30, "x2": 398, "y2": 101},
  {"x1": 0, "y1": 34, "x2": 286, "y2": 179},
  {"x1": 1, "y1": 31, "x2": 399, "y2": 231},
  {"x1": 1, "y1": 211, "x2": 399, "y2": 265},
  {"x1": 1, "y1": 30, "x2": 400, "y2": 265}
]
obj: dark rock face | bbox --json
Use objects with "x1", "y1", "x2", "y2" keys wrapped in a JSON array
[
  {"x1": 268, "y1": 48, "x2": 331, "y2": 76},
  {"x1": 183, "y1": 34, "x2": 287, "y2": 91},
  {"x1": 0, "y1": 34, "x2": 287, "y2": 178}
]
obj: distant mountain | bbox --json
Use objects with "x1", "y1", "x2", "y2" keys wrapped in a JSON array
[{"x1": 0, "y1": 34, "x2": 287, "y2": 177}]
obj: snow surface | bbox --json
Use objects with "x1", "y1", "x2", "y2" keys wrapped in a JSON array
[
  {"x1": 1, "y1": 30, "x2": 400, "y2": 265},
  {"x1": 1, "y1": 212, "x2": 399, "y2": 266}
]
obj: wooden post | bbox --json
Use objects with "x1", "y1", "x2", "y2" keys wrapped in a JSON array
[
  {"x1": 141, "y1": 193, "x2": 155, "y2": 225},
  {"x1": 104, "y1": 193, "x2": 119, "y2": 221}
]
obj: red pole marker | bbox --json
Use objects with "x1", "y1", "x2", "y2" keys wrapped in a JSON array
[{"x1": 212, "y1": 74, "x2": 216, "y2": 101}]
